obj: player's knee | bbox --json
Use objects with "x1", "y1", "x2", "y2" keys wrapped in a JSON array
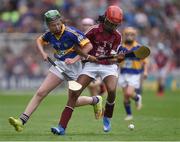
[
  {"x1": 106, "y1": 89, "x2": 116, "y2": 102},
  {"x1": 36, "y1": 89, "x2": 48, "y2": 98},
  {"x1": 125, "y1": 93, "x2": 132, "y2": 98},
  {"x1": 106, "y1": 84, "x2": 115, "y2": 92},
  {"x1": 107, "y1": 88, "x2": 116, "y2": 96}
]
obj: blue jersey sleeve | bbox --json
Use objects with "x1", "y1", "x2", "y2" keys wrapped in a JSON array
[
  {"x1": 41, "y1": 31, "x2": 51, "y2": 42},
  {"x1": 117, "y1": 45, "x2": 128, "y2": 54}
]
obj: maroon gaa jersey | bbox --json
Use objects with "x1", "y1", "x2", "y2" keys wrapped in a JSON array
[
  {"x1": 154, "y1": 52, "x2": 168, "y2": 69},
  {"x1": 85, "y1": 24, "x2": 121, "y2": 65}
]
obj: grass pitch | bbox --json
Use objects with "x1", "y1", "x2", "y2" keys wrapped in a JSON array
[{"x1": 0, "y1": 89, "x2": 180, "y2": 141}]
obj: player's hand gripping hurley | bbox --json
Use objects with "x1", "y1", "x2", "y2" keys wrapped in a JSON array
[
  {"x1": 47, "y1": 57, "x2": 82, "y2": 91},
  {"x1": 83, "y1": 45, "x2": 150, "y2": 63}
]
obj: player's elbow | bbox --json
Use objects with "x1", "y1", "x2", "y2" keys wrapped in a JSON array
[{"x1": 84, "y1": 42, "x2": 93, "y2": 52}]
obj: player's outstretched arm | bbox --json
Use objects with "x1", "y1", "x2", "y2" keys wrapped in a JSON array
[{"x1": 36, "y1": 36, "x2": 49, "y2": 61}]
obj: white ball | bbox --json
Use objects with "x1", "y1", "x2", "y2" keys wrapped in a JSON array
[{"x1": 128, "y1": 124, "x2": 135, "y2": 130}]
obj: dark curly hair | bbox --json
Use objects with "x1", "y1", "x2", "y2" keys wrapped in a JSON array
[{"x1": 96, "y1": 15, "x2": 105, "y2": 23}]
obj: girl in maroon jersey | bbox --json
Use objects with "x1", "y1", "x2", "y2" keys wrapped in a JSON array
[{"x1": 51, "y1": 6, "x2": 123, "y2": 135}]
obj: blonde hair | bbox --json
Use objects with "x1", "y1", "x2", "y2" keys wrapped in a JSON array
[{"x1": 122, "y1": 27, "x2": 137, "y2": 36}]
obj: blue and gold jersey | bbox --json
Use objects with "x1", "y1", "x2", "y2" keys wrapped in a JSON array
[
  {"x1": 41, "y1": 24, "x2": 90, "y2": 61},
  {"x1": 118, "y1": 41, "x2": 145, "y2": 74}
]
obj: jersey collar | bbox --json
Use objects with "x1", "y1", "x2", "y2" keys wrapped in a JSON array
[{"x1": 54, "y1": 24, "x2": 65, "y2": 40}]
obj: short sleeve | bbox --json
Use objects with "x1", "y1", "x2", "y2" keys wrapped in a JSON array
[
  {"x1": 41, "y1": 32, "x2": 51, "y2": 42},
  {"x1": 113, "y1": 32, "x2": 121, "y2": 51},
  {"x1": 85, "y1": 28, "x2": 94, "y2": 41}
]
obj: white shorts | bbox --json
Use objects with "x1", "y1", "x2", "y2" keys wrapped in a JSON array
[
  {"x1": 49, "y1": 60, "x2": 82, "y2": 80},
  {"x1": 80, "y1": 62, "x2": 119, "y2": 80},
  {"x1": 118, "y1": 73, "x2": 141, "y2": 88}
]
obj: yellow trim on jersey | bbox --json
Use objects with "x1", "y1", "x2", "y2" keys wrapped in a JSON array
[
  {"x1": 120, "y1": 60, "x2": 144, "y2": 70},
  {"x1": 54, "y1": 46, "x2": 75, "y2": 55},
  {"x1": 120, "y1": 40, "x2": 143, "y2": 70},
  {"x1": 64, "y1": 46, "x2": 75, "y2": 54},
  {"x1": 65, "y1": 27, "x2": 90, "y2": 47},
  {"x1": 54, "y1": 24, "x2": 65, "y2": 40},
  {"x1": 79, "y1": 38, "x2": 90, "y2": 47},
  {"x1": 38, "y1": 36, "x2": 49, "y2": 45},
  {"x1": 133, "y1": 60, "x2": 143, "y2": 69},
  {"x1": 120, "y1": 41, "x2": 149, "y2": 70}
]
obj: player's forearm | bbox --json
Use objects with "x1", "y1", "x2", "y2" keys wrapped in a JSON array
[
  {"x1": 73, "y1": 55, "x2": 81, "y2": 62},
  {"x1": 105, "y1": 57, "x2": 124, "y2": 64},
  {"x1": 143, "y1": 63, "x2": 148, "y2": 76},
  {"x1": 74, "y1": 43, "x2": 93, "y2": 58},
  {"x1": 81, "y1": 43, "x2": 93, "y2": 57}
]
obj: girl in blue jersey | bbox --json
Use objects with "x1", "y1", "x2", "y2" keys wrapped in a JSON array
[{"x1": 8, "y1": 10, "x2": 102, "y2": 132}]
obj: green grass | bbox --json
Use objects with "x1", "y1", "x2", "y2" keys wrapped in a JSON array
[{"x1": 0, "y1": 89, "x2": 180, "y2": 141}]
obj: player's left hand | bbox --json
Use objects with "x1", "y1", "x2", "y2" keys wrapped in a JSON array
[
  {"x1": 65, "y1": 58, "x2": 76, "y2": 64},
  {"x1": 143, "y1": 72, "x2": 148, "y2": 79}
]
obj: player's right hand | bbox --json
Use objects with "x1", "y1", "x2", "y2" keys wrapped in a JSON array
[
  {"x1": 42, "y1": 52, "x2": 49, "y2": 61},
  {"x1": 64, "y1": 58, "x2": 76, "y2": 64}
]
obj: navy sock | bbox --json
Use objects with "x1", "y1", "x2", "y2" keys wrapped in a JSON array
[
  {"x1": 135, "y1": 88, "x2": 142, "y2": 95},
  {"x1": 133, "y1": 95, "x2": 139, "y2": 102},
  {"x1": 92, "y1": 96, "x2": 99, "y2": 105},
  {"x1": 104, "y1": 101, "x2": 115, "y2": 118},
  {"x1": 20, "y1": 113, "x2": 29, "y2": 125},
  {"x1": 124, "y1": 101, "x2": 132, "y2": 115}
]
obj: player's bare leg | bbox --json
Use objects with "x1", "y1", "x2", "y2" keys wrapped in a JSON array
[
  {"x1": 88, "y1": 78, "x2": 102, "y2": 96},
  {"x1": 75, "y1": 94, "x2": 103, "y2": 119},
  {"x1": 76, "y1": 96, "x2": 95, "y2": 107},
  {"x1": 123, "y1": 85, "x2": 142, "y2": 121},
  {"x1": 24, "y1": 72, "x2": 63, "y2": 116},
  {"x1": 88, "y1": 84, "x2": 100, "y2": 96},
  {"x1": 88, "y1": 80, "x2": 106, "y2": 97},
  {"x1": 102, "y1": 75, "x2": 118, "y2": 132},
  {"x1": 9, "y1": 72, "x2": 63, "y2": 132},
  {"x1": 75, "y1": 76, "x2": 103, "y2": 119},
  {"x1": 135, "y1": 74, "x2": 143, "y2": 97},
  {"x1": 128, "y1": 85, "x2": 142, "y2": 110},
  {"x1": 157, "y1": 78, "x2": 165, "y2": 96},
  {"x1": 99, "y1": 83, "x2": 106, "y2": 96},
  {"x1": 123, "y1": 86, "x2": 133, "y2": 121}
]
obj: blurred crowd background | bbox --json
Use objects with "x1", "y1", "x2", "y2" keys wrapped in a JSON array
[{"x1": 0, "y1": 0, "x2": 179, "y2": 90}]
